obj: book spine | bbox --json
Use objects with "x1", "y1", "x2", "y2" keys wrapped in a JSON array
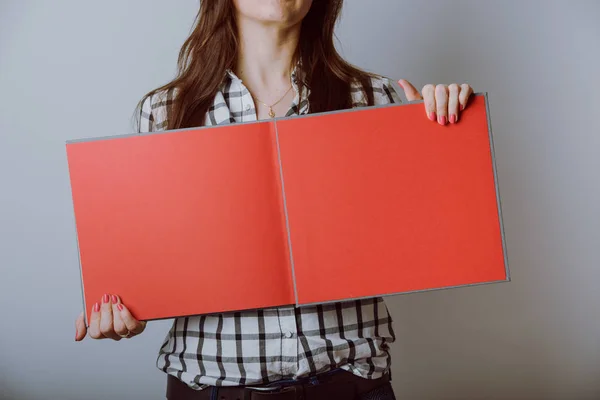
[{"x1": 271, "y1": 120, "x2": 299, "y2": 305}]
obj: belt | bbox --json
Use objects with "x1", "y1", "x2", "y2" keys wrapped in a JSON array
[{"x1": 166, "y1": 369, "x2": 391, "y2": 400}]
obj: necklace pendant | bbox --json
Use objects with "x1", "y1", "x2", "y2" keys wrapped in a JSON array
[{"x1": 268, "y1": 107, "x2": 275, "y2": 118}]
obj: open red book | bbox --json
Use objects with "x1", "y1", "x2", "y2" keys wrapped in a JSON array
[{"x1": 66, "y1": 93, "x2": 509, "y2": 323}]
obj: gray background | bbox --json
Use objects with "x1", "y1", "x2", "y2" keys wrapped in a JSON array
[{"x1": 1, "y1": 0, "x2": 598, "y2": 399}]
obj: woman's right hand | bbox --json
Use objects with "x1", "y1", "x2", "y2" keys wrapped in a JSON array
[{"x1": 75, "y1": 294, "x2": 146, "y2": 341}]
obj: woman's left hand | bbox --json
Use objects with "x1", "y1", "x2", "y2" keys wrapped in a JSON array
[{"x1": 398, "y1": 79, "x2": 473, "y2": 125}]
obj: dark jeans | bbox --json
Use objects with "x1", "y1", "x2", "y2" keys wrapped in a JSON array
[{"x1": 167, "y1": 370, "x2": 397, "y2": 399}]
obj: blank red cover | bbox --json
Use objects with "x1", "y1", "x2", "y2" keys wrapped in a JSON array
[
  {"x1": 66, "y1": 122, "x2": 294, "y2": 323},
  {"x1": 66, "y1": 93, "x2": 508, "y2": 323},
  {"x1": 276, "y1": 94, "x2": 508, "y2": 305}
]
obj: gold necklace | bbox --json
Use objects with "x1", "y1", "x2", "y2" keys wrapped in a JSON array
[{"x1": 253, "y1": 85, "x2": 293, "y2": 118}]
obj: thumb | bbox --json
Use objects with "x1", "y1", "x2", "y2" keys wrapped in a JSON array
[
  {"x1": 398, "y1": 79, "x2": 422, "y2": 101},
  {"x1": 75, "y1": 311, "x2": 87, "y2": 341}
]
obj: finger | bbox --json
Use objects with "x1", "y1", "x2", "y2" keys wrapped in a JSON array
[
  {"x1": 75, "y1": 311, "x2": 87, "y2": 341},
  {"x1": 435, "y1": 84, "x2": 449, "y2": 125},
  {"x1": 398, "y1": 79, "x2": 422, "y2": 101},
  {"x1": 117, "y1": 302, "x2": 147, "y2": 335},
  {"x1": 111, "y1": 295, "x2": 129, "y2": 337},
  {"x1": 422, "y1": 84, "x2": 436, "y2": 122},
  {"x1": 87, "y1": 302, "x2": 104, "y2": 339},
  {"x1": 448, "y1": 84, "x2": 460, "y2": 124},
  {"x1": 458, "y1": 83, "x2": 473, "y2": 111},
  {"x1": 99, "y1": 293, "x2": 120, "y2": 340}
]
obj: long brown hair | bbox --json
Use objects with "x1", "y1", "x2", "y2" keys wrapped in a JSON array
[{"x1": 136, "y1": 0, "x2": 376, "y2": 131}]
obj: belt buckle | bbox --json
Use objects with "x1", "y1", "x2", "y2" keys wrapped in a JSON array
[{"x1": 243, "y1": 384, "x2": 282, "y2": 400}]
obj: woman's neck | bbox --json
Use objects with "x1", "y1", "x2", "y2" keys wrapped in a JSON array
[{"x1": 234, "y1": 18, "x2": 301, "y2": 95}]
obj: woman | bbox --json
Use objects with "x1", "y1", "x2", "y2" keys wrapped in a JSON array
[{"x1": 75, "y1": 1, "x2": 473, "y2": 399}]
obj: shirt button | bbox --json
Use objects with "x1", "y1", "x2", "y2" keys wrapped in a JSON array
[
  {"x1": 284, "y1": 331, "x2": 293, "y2": 338},
  {"x1": 245, "y1": 104, "x2": 251, "y2": 111}
]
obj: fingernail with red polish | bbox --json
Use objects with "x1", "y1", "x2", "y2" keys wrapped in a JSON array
[
  {"x1": 450, "y1": 115, "x2": 456, "y2": 124},
  {"x1": 112, "y1": 295, "x2": 118, "y2": 303},
  {"x1": 103, "y1": 294, "x2": 109, "y2": 303},
  {"x1": 117, "y1": 304, "x2": 123, "y2": 311},
  {"x1": 93, "y1": 302, "x2": 100, "y2": 312},
  {"x1": 428, "y1": 112, "x2": 436, "y2": 121},
  {"x1": 439, "y1": 116, "x2": 447, "y2": 125},
  {"x1": 460, "y1": 104, "x2": 464, "y2": 111}
]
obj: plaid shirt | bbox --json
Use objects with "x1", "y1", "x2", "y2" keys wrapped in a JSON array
[{"x1": 138, "y1": 68, "x2": 402, "y2": 390}]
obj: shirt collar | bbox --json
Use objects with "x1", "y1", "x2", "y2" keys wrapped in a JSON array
[
  {"x1": 222, "y1": 61, "x2": 309, "y2": 115},
  {"x1": 223, "y1": 62, "x2": 303, "y2": 86}
]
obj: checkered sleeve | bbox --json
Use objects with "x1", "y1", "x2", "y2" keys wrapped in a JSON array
[
  {"x1": 351, "y1": 75, "x2": 402, "y2": 108},
  {"x1": 138, "y1": 90, "x2": 171, "y2": 134},
  {"x1": 138, "y1": 94, "x2": 155, "y2": 134},
  {"x1": 378, "y1": 77, "x2": 403, "y2": 105}
]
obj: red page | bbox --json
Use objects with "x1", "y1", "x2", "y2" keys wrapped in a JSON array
[
  {"x1": 276, "y1": 94, "x2": 508, "y2": 305},
  {"x1": 66, "y1": 122, "x2": 294, "y2": 323}
]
